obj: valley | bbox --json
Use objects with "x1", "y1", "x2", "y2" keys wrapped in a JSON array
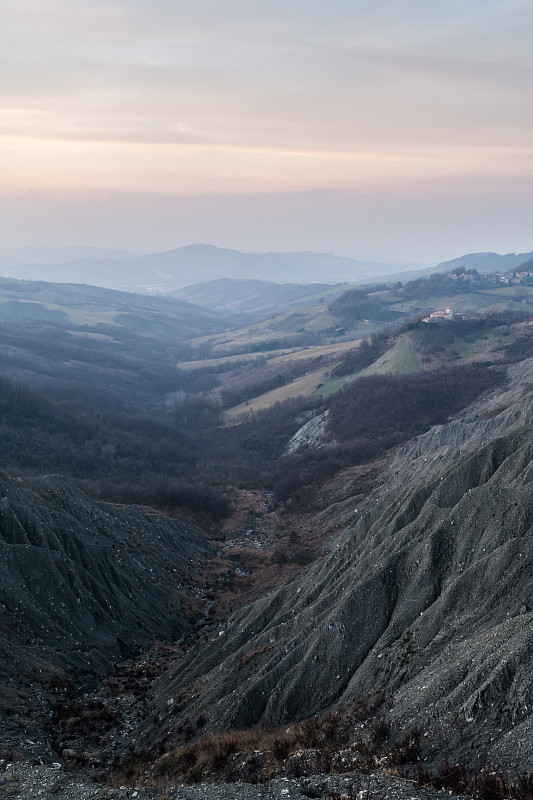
[{"x1": 1, "y1": 261, "x2": 533, "y2": 798}]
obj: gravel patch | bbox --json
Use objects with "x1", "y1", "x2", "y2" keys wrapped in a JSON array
[{"x1": 0, "y1": 763, "x2": 469, "y2": 800}]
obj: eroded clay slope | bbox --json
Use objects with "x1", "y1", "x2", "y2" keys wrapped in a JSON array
[
  {"x1": 0, "y1": 473, "x2": 212, "y2": 747},
  {"x1": 136, "y1": 361, "x2": 533, "y2": 771}
]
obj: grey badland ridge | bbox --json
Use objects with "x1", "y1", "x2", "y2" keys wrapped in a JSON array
[
  {"x1": 134, "y1": 356, "x2": 533, "y2": 772},
  {"x1": 0, "y1": 472, "x2": 213, "y2": 745}
]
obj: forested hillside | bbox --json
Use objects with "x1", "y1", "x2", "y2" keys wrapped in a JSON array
[{"x1": 1, "y1": 274, "x2": 532, "y2": 521}]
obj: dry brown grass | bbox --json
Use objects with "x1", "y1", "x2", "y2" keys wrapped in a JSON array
[
  {"x1": 223, "y1": 367, "x2": 330, "y2": 421},
  {"x1": 154, "y1": 720, "x2": 328, "y2": 781},
  {"x1": 102, "y1": 685, "x2": 533, "y2": 795},
  {"x1": 409, "y1": 756, "x2": 533, "y2": 800},
  {"x1": 150, "y1": 698, "x2": 387, "y2": 785}
]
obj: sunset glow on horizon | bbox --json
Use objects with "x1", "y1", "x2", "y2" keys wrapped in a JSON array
[{"x1": 1, "y1": 0, "x2": 533, "y2": 262}]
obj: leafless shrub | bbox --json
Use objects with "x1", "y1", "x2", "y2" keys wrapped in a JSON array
[
  {"x1": 474, "y1": 771, "x2": 509, "y2": 800},
  {"x1": 351, "y1": 692, "x2": 385, "y2": 722},
  {"x1": 272, "y1": 732, "x2": 295, "y2": 761},
  {"x1": 369, "y1": 715, "x2": 391, "y2": 747},
  {"x1": 436, "y1": 757, "x2": 471, "y2": 794},
  {"x1": 350, "y1": 740, "x2": 374, "y2": 773},
  {"x1": 111, "y1": 747, "x2": 154, "y2": 786},
  {"x1": 414, "y1": 764, "x2": 434, "y2": 786},
  {"x1": 513, "y1": 773, "x2": 533, "y2": 800},
  {"x1": 389, "y1": 727, "x2": 421, "y2": 765}
]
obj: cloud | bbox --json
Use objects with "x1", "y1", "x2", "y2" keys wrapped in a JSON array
[
  {"x1": 2, "y1": 1, "x2": 532, "y2": 153},
  {"x1": 1, "y1": 0, "x2": 532, "y2": 266}
]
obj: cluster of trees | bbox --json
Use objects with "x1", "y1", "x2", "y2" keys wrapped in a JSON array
[
  {"x1": 327, "y1": 364, "x2": 502, "y2": 441},
  {"x1": 0, "y1": 383, "x2": 191, "y2": 480},
  {"x1": 0, "y1": 375, "x2": 52, "y2": 420},
  {"x1": 221, "y1": 374, "x2": 289, "y2": 408},
  {"x1": 98, "y1": 480, "x2": 232, "y2": 523},
  {"x1": 273, "y1": 364, "x2": 503, "y2": 507},
  {"x1": 1, "y1": 286, "x2": 524, "y2": 524},
  {"x1": 411, "y1": 311, "x2": 531, "y2": 355},
  {"x1": 331, "y1": 332, "x2": 389, "y2": 377},
  {"x1": 400, "y1": 270, "x2": 484, "y2": 299},
  {"x1": 329, "y1": 285, "x2": 403, "y2": 325},
  {"x1": 0, "y1": 371, "x2": 317, "y2": 521},
  {"x1": 503, "y1": 331, "x2": 533, "y2": 362},
  {"x1": 0, "y1": 319, "x2": 203, "y2": 413}
]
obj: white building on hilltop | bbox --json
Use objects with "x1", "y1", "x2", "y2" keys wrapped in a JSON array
[{"x1": 422, "y1": 307, "x2": 454, "y2": 323}]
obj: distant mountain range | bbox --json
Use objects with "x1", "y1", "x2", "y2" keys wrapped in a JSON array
[
  {"x1": 0, "y1": 244, "x2": 531, "y2": 294},
  {"x1": 0, "y1": 244, "x2": 428, "y2": 290},
  {"x1": 435, "y1": 251, "x2": 533, "y2": 273}
]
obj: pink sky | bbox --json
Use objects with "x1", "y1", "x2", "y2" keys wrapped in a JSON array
[{"x1": 1, "y1": 1, "x2": 532, "y2": 262}]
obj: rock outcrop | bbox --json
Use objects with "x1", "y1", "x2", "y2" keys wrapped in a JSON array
[
  {"x1": 136, "y1": 358, "x2": 533, "y2": 772},
  {"x1": 284, "y1": 410, "x2": 330, "y2": 456}
]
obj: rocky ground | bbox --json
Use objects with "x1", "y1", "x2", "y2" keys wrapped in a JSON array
[{"x1": 0, "y1": 760, "x2": 474, "y2": 800}]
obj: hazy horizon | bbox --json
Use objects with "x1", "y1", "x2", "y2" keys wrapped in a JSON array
[{"x1": 2, "y1": 2, "x2": 532, "y2": 263}]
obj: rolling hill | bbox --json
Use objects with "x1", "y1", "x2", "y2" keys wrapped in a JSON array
[
  {"x1": 0, "y1": 276, "x2": 232, "y2": 338},
  {"x1": 174, "y1": 278, "x2": 351, "y2": 319},
  {"x1": 435, "y1": 251, "x2": 533, "y2": 273},
  {"x1": 0, "y1": 276, "x2": 233, "y2": 412}
]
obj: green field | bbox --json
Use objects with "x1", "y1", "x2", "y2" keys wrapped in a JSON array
[
  {"x1": 360, "y1": 335, "x2": 422, "y2": 376},
  {"x1": 223, "y1": 334, "x2": 424, "y2": 419}
]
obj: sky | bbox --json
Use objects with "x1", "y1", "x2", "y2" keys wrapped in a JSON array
[{"x1": 1, "y1": 0, "x2": 533, "y2": 263}]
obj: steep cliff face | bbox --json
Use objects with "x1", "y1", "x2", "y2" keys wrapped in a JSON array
[
  {"x1": 136, "y1": 359, "x2": 533, "y2": 771},
  {"x1": 0, "y1": 473, "x2": 212, "y2": 747}
]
